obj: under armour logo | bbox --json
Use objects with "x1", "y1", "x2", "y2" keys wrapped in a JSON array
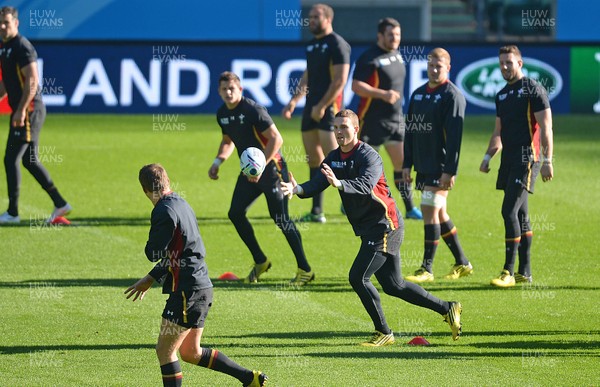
[
  {"x1": 166, "y1": 310, "x2": 174, "y2": 316},
  {"x1": 368, "y1": 241, "x2": 375, "y2": 245}
]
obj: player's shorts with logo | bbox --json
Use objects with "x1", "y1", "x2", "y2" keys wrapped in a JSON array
[
  {"x1": 496, "y1": 159, "x2": 540, "y2": 194},
  {"x1": 415, "y1": 172, "x2": 444, "y2": 189},
  {"x1": 162, "y1": 287, "x2": 213, "y2": 329},
  {"x1": 301, "y1": 103, "x2": 336, "y2": 132},
  {"x1": 360, "y1": 227, "x2": 403, "y2": 256},
  {"x1": 9, "y1": 107, "x2": 46, "y2": 143},
  {"x1": 360, "y1": 119, "x2": 405, "y2": 146}
]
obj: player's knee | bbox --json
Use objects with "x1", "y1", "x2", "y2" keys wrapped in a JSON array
[
  {"x1": 348, "y1": 270, "x2": 366, "y2": 289},
  {"x1": 179, "y1": 348, "x2": 198, "y2": 364},
  {"x1": 501, "y1": 205, "x2": 517, "y2": 220},
  {"x1": 4, "y1": 153, "x2": 17, "y2": 167},
  {"x1": 380, "y1": 281, "x2": 395, "y2": 295},
  {"x1": 227, "y1": 207, "x2": 244, "y2": 222},
  {"x1": 22, "y1": 157, "x2": 36, "y2": 170},
  {"x1": 380, "y1": 276, "x2": 406, "y2": 295},
  {"x1": 155, "y1": 343, "x2": 169, "y2": 362}
]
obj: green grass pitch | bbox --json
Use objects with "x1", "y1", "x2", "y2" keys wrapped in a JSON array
[{"x1": 0, "y1": 113, "x2": 598, "y2": 386}]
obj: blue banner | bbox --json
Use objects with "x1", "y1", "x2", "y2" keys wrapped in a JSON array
[{"x1": 33, "y1": 42, "x2": 570, "y2": 115}]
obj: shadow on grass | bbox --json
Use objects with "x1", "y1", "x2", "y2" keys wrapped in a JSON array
[
  {"x1": 0, "y1": 278, "x2": 140, "y2": 288},
  {"x1": 0, "y1": 217, "x2": 150, "y2": 228},
  {"x1": 0, "y1": 215, "x2": 351, "y2": 228},
  {"x1": 302, "y1": 347, "x2": 598, "y2": 359},
  {"x1": 0, "y1": 216, "x2": 236, "y2": 228},
  {"x1": 212, "y1": 329, "x2": 600, "y2": 354},
  {"x1": 214, "y1": 329, "x2": 600, "y2": 340},
  {"x1": 470, "y1": 339, "x2": 600, "y2": 351},
  {"x1": 2, "y1": 278, "x2": 599, "y2": 293},
  {"x1": 0, "y1": 278, "x2": 351, "y2": 292},
  {"x1": 3, "y1": 331, "x2": 598, "y2": 356},
  {"x1": 0, "y1": 343, "x2": 155, "y2": 355}
]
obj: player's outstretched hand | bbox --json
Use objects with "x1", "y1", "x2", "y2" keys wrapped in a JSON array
[
  {"x1": 321, "y1": 163, "x2": 340, "y2": 188},
  {"x1": 124, "y1": 275, "x2": 154, "y2": 302},
  {"x1": 280, "y1": 171, "x2": 297, "y2": 199}
]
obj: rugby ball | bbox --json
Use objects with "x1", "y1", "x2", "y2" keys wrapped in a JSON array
[{"x1": 240, "y1": 147, "x2": 266, "y2": 178}]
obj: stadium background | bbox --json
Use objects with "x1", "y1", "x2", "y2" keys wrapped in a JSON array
[{"x1": 1, "y1": 0, "x2": 599, "y2": 115}]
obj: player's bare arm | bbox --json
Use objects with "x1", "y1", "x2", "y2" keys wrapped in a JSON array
[
  {"x1": 311, "y1": 63, "x2": 349, "y2": 121},
  {"x1": 208, "y1": 134, "x2": 235, "y2": 180},
  {"x1": 282, "y1": 70, "x2": 308, "y2": 119},
  {"x1": 351, "y1": 79, "x2": 400, "y2": 105},
  {"x1": 13, "y1": 61, "x2": 38, "y2": 127},
  {"x1": 480, "y1": 117, "x2": 503, "y2": 173},
  {"x1": 534, "y1": 108, "x2": 554, "y2": 182},
  {"x1": 261, "y1": 125, "x2": 283, "y2": 165}
]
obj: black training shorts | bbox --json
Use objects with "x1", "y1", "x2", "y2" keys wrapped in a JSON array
[
  {"x1": 360, "y1": 120, "x2": 404, "y2": 146},
  {"x1": 301, "y1": 104, "x2": 336, "y2": 132},
  {"x1": 162, "y1": 287, "x2": 213, "y2": 329},
  {"x1": 496, "y1": 160, "x2": 540, "y2": 194}
]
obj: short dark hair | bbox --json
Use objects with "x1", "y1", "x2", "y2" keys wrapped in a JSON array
[
  {"x1": 313, "y1": 3, "x2": 334, "y2": 21},
  {"x1": 139, "y1": 163, "x2": 170, "y2": 193},
  {"x1": 378, "y1": 17, "x2": 400, "y2": 34},
  {"x1": 335, "y1": 109, "x2": 359, "y2": 128},
  {"x1": 218, "y1": 71, "x2": 241, "y2": 86},
  {"x1": 499, "y1": 45, "x2": 522, "y2": 58},
  {"x1": 0, "y1": 6, "x2": 18, "y2": 19}
]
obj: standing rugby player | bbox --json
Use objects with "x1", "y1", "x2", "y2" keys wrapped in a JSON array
[
  {"x1": 352, "y1": 17, "x2": 422, "y2": 220},
  {"x1": 282, "y1": 3, "x2": 350, "y2": 223},
  {"x1": 480, "y1": 45, "x2": 554, "y2": 287}
]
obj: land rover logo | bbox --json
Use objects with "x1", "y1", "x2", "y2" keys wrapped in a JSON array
[{"x1": 456, "y1": 57, "x2": 563, "y2": 110}]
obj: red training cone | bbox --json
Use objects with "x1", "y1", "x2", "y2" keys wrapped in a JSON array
[
  {"x1": 408, "y1": 336, "x2": 430, "y2": 346},
  {"x1": 217, "y1": 272, "x2": 240, "y2": 281},
  {"x1": 51, "y1": 216, "x2": 71, "y2": 225}
]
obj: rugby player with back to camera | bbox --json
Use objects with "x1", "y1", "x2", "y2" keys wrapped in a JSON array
[{"x1": 126, "y1": 164, "x2": 267, "y2": 387}]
